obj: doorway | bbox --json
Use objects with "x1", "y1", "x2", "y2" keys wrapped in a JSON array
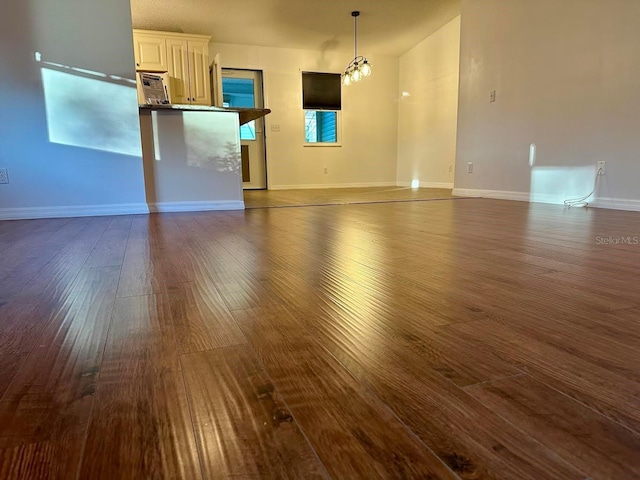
[{"x1": 221, "y1": 69, "x2": 267, "y2": 190}]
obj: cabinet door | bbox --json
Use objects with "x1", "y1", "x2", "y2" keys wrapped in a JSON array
[
  {"x1": 133, "y1": 33, "x2": 167, "y2": 71},
  {"x1": 166, "y1": 38, "x2": 190, "y2": 104},
  {"x1": 187, "y1": 40, "x2": 211, "y2": 105}
]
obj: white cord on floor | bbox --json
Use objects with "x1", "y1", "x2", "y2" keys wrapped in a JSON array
[{"x1": 564, "y1": 168, "x2": 603, "y2": 208}]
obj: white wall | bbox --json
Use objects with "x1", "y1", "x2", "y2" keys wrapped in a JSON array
[
  {"x1": 139, "y1": 110, "x2": 244, "y2": 212},
  {"x1": 397, "y1": 16, "x2": 460, "y2": 189},
  {"x1": 454, "y1": 0, "x2": 640, "y2": 210},
  {"x1": 0, "y1": 0, "x2": 147, "y2": 219},
  {"x1": 210, "y1": 43, "x2": 400, "y2": 189}
]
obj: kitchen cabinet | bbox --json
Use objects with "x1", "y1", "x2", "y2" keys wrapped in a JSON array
[
  {"x1": 132, "y1": 32, "x2": 167, "y2": 71},
  {"x1": 166, "y1": 38, "x2": 190, "y2": 104},
  {"x1": 134, "y1": 30, "x2": 211, "y2": 106},
  {"x1": 186, "y1": 40, "x2": 211, "y2": 105}
]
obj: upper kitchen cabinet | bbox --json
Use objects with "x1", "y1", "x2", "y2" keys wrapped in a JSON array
[
  {"x1": 132, "y1": 31, "x2": 167, "y2": 71},
  {"x1": 186, "y1": 40, "x2": 211, "y2": 105},
  {"x1": 165, "y1": 37, "x2": 211, "y2": 106},
  {"x1": 166, "y1": 38, "x2": 190, "y2": 104},
  {"x1": 133, "y1": 29, "x2": 211, "y2": 106}
]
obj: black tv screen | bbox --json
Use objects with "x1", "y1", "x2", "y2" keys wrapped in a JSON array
[{"x1": 302, "y1": 72, "x2": 342, "y2": 111}]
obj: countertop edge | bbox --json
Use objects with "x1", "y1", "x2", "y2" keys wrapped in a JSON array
[
  {"x1": 139, "y1": 105, "x2": 272, "y2": 125},
  {"x1": 139, "y1": 104, "x2": 237, "y2": 113}
]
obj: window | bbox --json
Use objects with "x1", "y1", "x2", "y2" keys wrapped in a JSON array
[
  {"x1": 302, "y1": 72, "x2": 341, "y2": 146},
  {"x1": 302, "y1": 72, "x2": 342, "y2": 111},
  {"x1": 305, "y1": 110, "x2": 338, "y2": 144},
  {"x1": 222, "y1": 77, "x2": 256, "y2": 140}
]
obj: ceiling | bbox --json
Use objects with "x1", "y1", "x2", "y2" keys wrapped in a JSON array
[{"x1": 129, "y1": 0, "x2": 461, "y2": 57}]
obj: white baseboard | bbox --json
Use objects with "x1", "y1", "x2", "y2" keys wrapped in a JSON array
[
  {"x1": 0, "y1": 203, "x2": 149, "y2": 220},
  {"x1": 453, "y1": 189, "x2": 640, "y2": 212},
  {"x1": 590, "y1": 197, "x2": 640, "y2": 212},
  {"x1": 269, "y1": 182, "x2": 397, "y2": 191},
  {"x1": 452, "y1": 188, "x2": 530, "y2": 201},
  {"x1": 148, "y1": 200, "x2": 245, "y2": 213},
  {"x1": 452, "y1": 188, "x2": 578, "y2": 204},
  {"x1": 397, "y1": 181, "x2": 454, "y2": 189}
]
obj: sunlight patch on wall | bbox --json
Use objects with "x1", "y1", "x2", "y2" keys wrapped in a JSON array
[
  {"x1": 41, "y1": 67, "x2": 142, "y2": 157},
  {"x1": 530, "y1": 165, "x2": 596, "y2": 204},
  {"x1": 182, "y1": 111, "x2": 240, "y2": 172},
  {"x1": 529, "y1": 143, "x2": 536, "y2": 167},
  {"x1": 152, "y1": 112, "x2": 162, "y2": 161}
]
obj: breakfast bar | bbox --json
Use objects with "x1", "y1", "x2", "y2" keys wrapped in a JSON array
[{"x1": 138, "y1": 105, "x2": 270, "y2": 212}]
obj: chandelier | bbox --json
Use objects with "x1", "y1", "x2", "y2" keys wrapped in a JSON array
[{"x1": 342, "y1": 11, "x2": 372, "y2": 86}]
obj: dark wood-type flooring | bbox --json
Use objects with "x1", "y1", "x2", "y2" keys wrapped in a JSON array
[{"x1": 0, "y1": 197, "x2": 639, "y2": 479}]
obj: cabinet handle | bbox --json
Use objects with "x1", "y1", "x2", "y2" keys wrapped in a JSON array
[{"x1": 136, "y1": 62, "x2": 140, "y2": 66}]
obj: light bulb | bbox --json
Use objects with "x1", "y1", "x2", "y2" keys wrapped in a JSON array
[
  {"x1": 343, "y1": 73, "x2": 351, "y2": 86},
  {"x1": 352, "y1": 67, "x2": 361, "y2": 82},
  {"x1": 361, "y1": 61, "x2": 372, "y2": 77}
]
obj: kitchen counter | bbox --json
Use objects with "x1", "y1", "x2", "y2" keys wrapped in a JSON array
[
  {"x1": 139, "y1": 104, "x2": 271, "y2": 126},
  {"x1": 139, "y1": 105, "x2": 249, "y2": 213}
]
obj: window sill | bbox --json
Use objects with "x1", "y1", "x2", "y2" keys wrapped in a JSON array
[{"x1": 303, "y1": 142, "x2": 342, "y2": 148}]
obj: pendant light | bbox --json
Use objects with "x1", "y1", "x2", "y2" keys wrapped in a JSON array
[{"x1": 342, "y1": 11, "x2": 372, "y2": 86}]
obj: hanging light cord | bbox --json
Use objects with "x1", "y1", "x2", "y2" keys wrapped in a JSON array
[{"x1": 353, "y1": 12, "x2": 358, "y2": 58}]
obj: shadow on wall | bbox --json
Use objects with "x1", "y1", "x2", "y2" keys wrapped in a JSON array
[
  {"x1": 316, "y1": 37, "x2": 341, "y2": 72},
  {"x1": 182, "y1": 112, "x2": 240, "y2": 172},
  {"x1": 0, "y1": 0, "x2": 151, "y2": 212},
  {"x1": 36, "y1": 53, "x2": 142, "y2": 157},
  {"x1": 140, "y1": 110, "x2": 242, "y2": 206}
]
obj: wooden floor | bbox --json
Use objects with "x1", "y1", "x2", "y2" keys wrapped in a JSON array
[
  {"x1": 1, "y1": 198, "x2": 639, "y2": 479},
  {"x1": 243, "y1": 186, "x2": 454, "y2": 208}
]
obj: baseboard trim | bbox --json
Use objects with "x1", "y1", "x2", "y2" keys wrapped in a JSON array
[
  {"x1": 452, "y1": 188, "x2": 579, "y2": 204},
  {"x1": 397, "y1": 181, "x2": 454, "y2": 189},
  {"x1": 590, "y1": 197, "x2": 640, "y2": 212},
  {"x1": 452, "y1": 189, "x2": 640, "y2": 212},
  {"x1": 269, "y1": 182, "x2": 397, "y2": 191},
  {"x1": 0, "y1": 203, "x2": 150, "y2": 220},
  {"x1": 148, "y1": 201, "x2": 245, "y2": 213},
  {"x1": 452, "y1": 188, "x2": 530, "y2": 201}
]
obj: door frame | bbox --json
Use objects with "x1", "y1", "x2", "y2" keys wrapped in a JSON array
[{"x1": 221, "y1": 68, "x2": 268, "y2": 190}]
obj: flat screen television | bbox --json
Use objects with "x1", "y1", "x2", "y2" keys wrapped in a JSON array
[{"x1": 302, "y1": 72, "x2": 342, "y2": 111}]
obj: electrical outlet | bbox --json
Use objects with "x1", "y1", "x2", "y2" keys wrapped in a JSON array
[
  {"x1": 597, "y1": 161, "x2": 606, "y2": 175},
  {"x1": 0, "y1": 168, "x2": 8, "y2": 184},
  {"x1": 270, "y1": 124, "x2": 280, "y2": 132},
  {"x1": 490, "y1": 90, "x2": 496, "y2": 103},
  {"x1": 323, "y1": 167, "x2": 328, "y2": 174},
  {"x1": 467, "y1": 162, "x2": 473, "y2": 173}
]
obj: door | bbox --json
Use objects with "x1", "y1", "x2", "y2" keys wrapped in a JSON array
[
  {"x1": 133, "y1": 32, "x2": 167, "y2": 71},
  {"x1": 221, "y1": 69, "x2": 266, "y2": 189},
  {"x1": 188, "y1": 40, "x2": 211, "y2": 105},
  {"x1": 166, "y1": 38, "x2": 189, "y2": 104}
]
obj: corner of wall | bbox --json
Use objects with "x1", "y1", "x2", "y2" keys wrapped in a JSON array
[{"x1": 396, "y1": 16, "x2": 461, "y2": 189}]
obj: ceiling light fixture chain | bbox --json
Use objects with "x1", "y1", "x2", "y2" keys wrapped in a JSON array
[{"x1": 342, "y1": 11, "x2": 372, "y2": 86}]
